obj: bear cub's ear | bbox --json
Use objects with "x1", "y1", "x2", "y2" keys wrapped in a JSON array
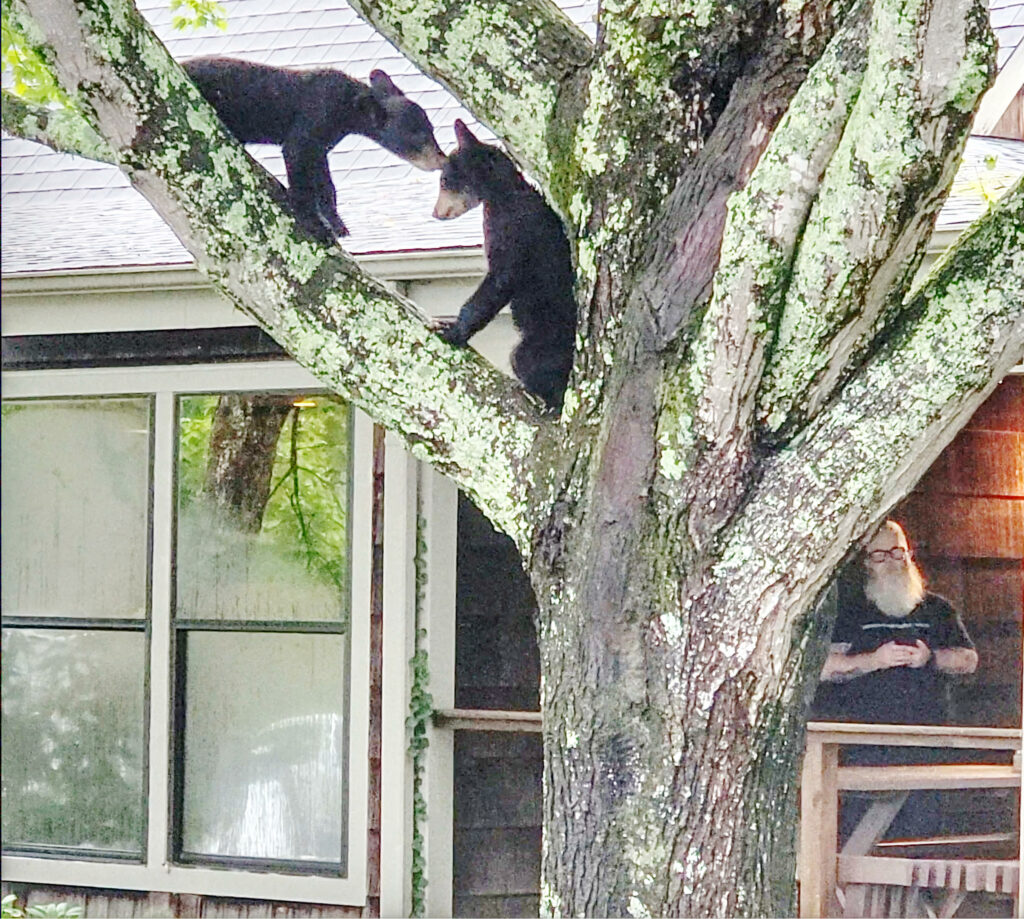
[
  {"x1": 369, "y1": 70, "x2": 402, "y2": 98},
  {"x1": 454, "y1": 119, "x2": 484, "y2": 151}
]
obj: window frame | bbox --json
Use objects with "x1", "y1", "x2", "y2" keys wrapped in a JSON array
[{"x1": 1, "y1": 361, "x2": 372, "y2": 906}]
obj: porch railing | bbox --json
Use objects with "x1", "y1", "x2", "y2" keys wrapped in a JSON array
[{"x1": 799, "y1": 722, "x2": 1022, "y2": 918}]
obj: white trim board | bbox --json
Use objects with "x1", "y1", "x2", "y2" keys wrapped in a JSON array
[{"x1": 379, "y1": 436, "x2": 419, "y2": 918}]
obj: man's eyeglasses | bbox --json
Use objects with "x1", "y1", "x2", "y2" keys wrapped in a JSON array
[{"x1": 867, "y1": 547, "x2": 907, "y2": 562}]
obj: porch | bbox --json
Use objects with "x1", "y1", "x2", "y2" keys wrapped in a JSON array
[{"x1": 799, "y1": 722, "x2": 1022, "y2": 918}]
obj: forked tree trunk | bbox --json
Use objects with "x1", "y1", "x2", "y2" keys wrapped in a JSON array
[{"x1": 5, "y1": 0, "x2": 1021, "y2": 914}]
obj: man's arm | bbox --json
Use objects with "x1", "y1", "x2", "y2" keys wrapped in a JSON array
[
  {"x1": 820, "y1": 640, "x2": 933, "y2": 681},
  {"x1": 821, "y1": 642, "x2": 877, "y2": 682},
  {"x1": 930, "y1": 598, "x2": 979, "y2": 675},
  {"x1": 932, "y1": 646, "x2": 979, "y2": 675}
]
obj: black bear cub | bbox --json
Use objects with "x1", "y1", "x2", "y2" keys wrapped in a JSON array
[
  {"x1": 183, "y1": 57, "x2": 446, "y2": 241},
  {"x1": 433, "y1": 120, "x2": 576, "y2": 410}
]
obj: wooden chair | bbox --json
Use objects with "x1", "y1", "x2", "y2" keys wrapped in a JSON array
[{"x1": 838, "y1": 855, "x2": 1019, "y2": 918}]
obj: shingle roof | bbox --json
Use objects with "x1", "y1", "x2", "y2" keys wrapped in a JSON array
[
  {"x1": 942, "y1": 135, "x2": 1024, "y2": 228},
  {"x1": 991, "y1": 0, "x2": 1024, "y2": 68},
  {"x1": 0, "y1": 0, "x2": 1019, "y2": 276}
]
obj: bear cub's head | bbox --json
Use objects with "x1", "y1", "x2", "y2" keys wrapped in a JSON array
[
  {"x1": 433, "y1": 120, "x2": 525, "y2": 219},
  {"x1": 369, "y1": 71, "x2": 446, "y2": 172}
]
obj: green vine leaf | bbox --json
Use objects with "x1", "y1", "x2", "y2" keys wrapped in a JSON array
[
  {"x1": 1, "y1": 16, "x2": 68, "y2": 106},
  {"x1": 169, "y1": 0, "x2": 227, "y2": 31}
]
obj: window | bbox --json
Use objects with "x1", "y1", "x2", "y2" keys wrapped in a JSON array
[
  {"x1": 1, "y1": 362, "x2": 370, "y2": 904},
  {"x1": 2, "y1": 397, "x2": 151, "y2": 857}
]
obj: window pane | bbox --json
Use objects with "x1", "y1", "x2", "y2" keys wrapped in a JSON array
[
  {"x1": 1, "y1": 628, "x2": 146, "y2": 854},
  {"x1": 1, "y1": 398, "x2": 151, "y2": 618},
  {"x1": 176, "y1": 394, "x2": 350, "y2": 622},
  {"x1": 180, "y1": 632, "x2": 348, "y2": 866}
]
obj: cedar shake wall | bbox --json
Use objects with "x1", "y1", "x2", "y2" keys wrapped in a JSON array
[
  {"x1": 452, "y1": 494, "x2": 542, "y2": 919},
  {"x1": 989, "y1": 88, "x2": 1024, "y2": 141},
  {"x1": 365, "y1": 426, "x2": 386, "y2": 917}
]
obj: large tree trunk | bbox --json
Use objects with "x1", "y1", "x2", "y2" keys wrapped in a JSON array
[
  {"x1": 532, "y1": 370, "x2": 832, "y2": 917},
  {"x1": 204, "y1": 394, "x2": 295, "y2": 532}
]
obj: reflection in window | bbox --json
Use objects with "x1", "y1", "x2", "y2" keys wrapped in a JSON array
[
  {"x1": 176, "y1": 394, "x2": 351, "y2": 622},
  {"x1": 180, "y1": 632, "x2": 347, "y2": 864},
  {"x1": 1, "y1": 629, "x2": 146, "y2": 853},
  {"x1": 1, "y1": 398, "x2": 151, "y2": 619},
  {"x1": 174, "y1": 392, "x2": 351, "y2": 871}
]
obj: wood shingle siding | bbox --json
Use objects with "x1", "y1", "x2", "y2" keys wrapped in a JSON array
[
  {"x1": 452, "y1": 495, "x2": 542, "y2": 918},
  {"x1": 895, "y1": 375, "x2": 1023, "y2": 728}
]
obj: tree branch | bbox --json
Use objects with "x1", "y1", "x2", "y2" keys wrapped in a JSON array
[
  {"x1": 2, "y1": 90, "x2": 114, "y2": 163},
  {"x1": 14, "y1": 0, "x2": 545, "y2": 548},
  {"x1": 757, "y1": 0, "x2": 995, "y2": 436},
  {"x1": 652, "y1": 2, "x2": 870, "y2": 544},
  {"x1": 347, "y1": 0, "x2": 592, "y2": 186},
  {"x1": 710, "y1": 178, "x2": 1024, "y2": 700},
  {"x1": 566, "y1": 0, "x2": 845, "y2": 427}
]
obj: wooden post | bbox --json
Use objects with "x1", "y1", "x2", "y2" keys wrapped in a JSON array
[
  {"x1": 800, "y1": 736, "x2": 839, "y2": 917},
  {"x1": 380, "y1": 436, "x2": 418, "y2": 918},
  {"x1": 421, "y1": 469, "x2": 458, "y2": 919}
]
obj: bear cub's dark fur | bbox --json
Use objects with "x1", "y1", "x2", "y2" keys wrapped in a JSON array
[
  {"x1": 433, "y1": 120, "x2": 576, "y2": 410},
  {"x1": 184, "y1": 56, "x2": 445, "y2": 241}
]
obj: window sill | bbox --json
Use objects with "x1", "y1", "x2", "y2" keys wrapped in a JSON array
[{"x1": 0, "y1": 854, "x2": 367, "y2": 906}]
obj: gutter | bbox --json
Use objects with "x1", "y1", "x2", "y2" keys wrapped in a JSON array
[{"x1": 1, "y1": 247, "x2": 487, "y2": 296}]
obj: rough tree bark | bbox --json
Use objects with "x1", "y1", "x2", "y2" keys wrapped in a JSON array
[
  {"x1": 4, "y1": 0, "x2": 1023, "y2": 913},
  {"x1": 203, "y1": 394, "x2": 295, "y2": 532}
]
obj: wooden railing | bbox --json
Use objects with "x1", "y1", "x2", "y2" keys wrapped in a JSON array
[
  {"x1": 431, "y1": 713, "x2": 1021, "y2": 917},
  {"x1": 799, "y1": 722, "x2": 1022, "y2": 918},
  {"x1": 432, "y1": 707, "x2": 542, "y2": 732}
]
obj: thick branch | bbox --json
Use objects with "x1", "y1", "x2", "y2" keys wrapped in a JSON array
[
  {"x1": 652, "y1": 3, "x2": 869, "y2": 547},
  {"x1": 757, "y1": 0, "x2": 995, "y2": 435},
  {"x1": 15, "y1": 0, "x2": 545, "y2": 548},
  {"x1": 566, "y1": 0, "x2": 843, "y2": 428},
  {"x1": 707, "y1": 178, "x2": 1024, "y2": 705},
  {"x1": 568, "y1": 0, "x2": 777, "y2": 334},
  {"x1": 347, "y1": 0, "x2": 592, "y2": 186},
  {"x1": 2, "y1": 90, "x2": 114, "y2": 162}
]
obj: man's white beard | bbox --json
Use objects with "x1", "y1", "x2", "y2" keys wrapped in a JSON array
[{"x1": 866, "y1": 565, "x2": 926, "y2": 617}]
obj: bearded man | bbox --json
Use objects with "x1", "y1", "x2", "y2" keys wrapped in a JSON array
[
  {"x1": 818, "y1": 519, "x2": 978, "y2": 727},
  {"x1": 814, "y1": 521, "x2": 980, "y2": 841}
]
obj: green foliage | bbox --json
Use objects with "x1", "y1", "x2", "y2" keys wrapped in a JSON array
[
  {"x1": 169, "y1": 0, "x2": 227, "y2": 31},
  {"x1": 0, "y1": 16, "x2": 67, "y2": 105},
  {"x1": 1, "y1": 0, "x2": 225, "y2": 112},
  {"x1": 178, "y1": 394, "x2": 351, "y2": 601},
  {"x1": 407, "y1": 638, "x2": 433, "y2": 918},
  {"x1": 2, "y1": 895, "x2": 84, "y2": 919}
]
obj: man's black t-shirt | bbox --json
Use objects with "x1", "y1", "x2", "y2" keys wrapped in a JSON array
[{"x1": 814, "y1": 592, "x2": 973, "y2": 726}]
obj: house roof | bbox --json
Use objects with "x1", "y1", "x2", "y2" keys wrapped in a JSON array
[
  {"x1": 1, "y1": 0, "x2": 1020, "y2": 277},
  {"x1": 992, "y1": 0, "x2": 1024, "y2": 69}
]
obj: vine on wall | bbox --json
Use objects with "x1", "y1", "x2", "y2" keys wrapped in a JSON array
[{"x1": 407, "y1": 486, "x2": 432, "y2": 918}]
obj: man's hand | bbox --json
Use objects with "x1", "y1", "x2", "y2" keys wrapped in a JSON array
[{"x1": 873, "y1": 640, "x2": 931, "y2": 669}]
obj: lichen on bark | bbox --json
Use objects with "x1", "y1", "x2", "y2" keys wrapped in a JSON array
[{"x1": 757, "y1": 0, "x2": 996, "y2": 435}]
